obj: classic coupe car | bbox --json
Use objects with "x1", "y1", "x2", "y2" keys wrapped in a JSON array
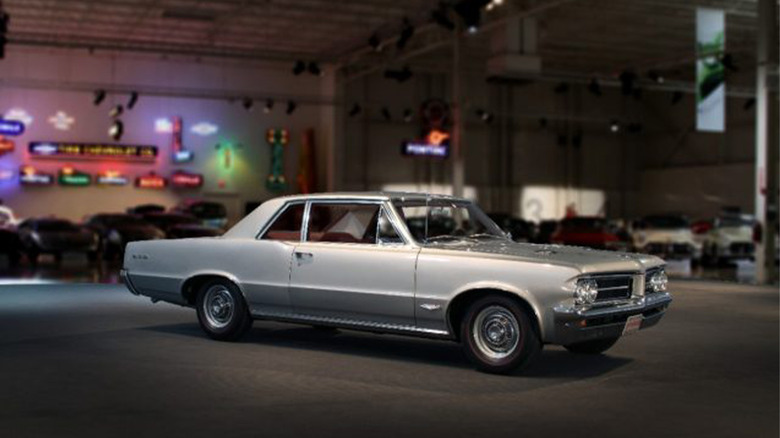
[
  {"x1": 632, "y1": 215, "x2": 702, "y2": 262},
  {"x1": 122, "y1": 193, "x2": 672, "y2": 374}
]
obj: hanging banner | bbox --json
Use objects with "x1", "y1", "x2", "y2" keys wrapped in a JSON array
[{"x1": 696, "y1": 8, "x2": 725, "y2": 132}]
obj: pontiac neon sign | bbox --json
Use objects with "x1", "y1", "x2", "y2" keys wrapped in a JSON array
[
  {"x1": 29, "y1": 142, "x2": 158, "y2": 162},
  {"x1": 402, "y1": 129, "x2": 450, "y2": 158}
]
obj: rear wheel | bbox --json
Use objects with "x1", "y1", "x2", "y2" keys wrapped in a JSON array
[
  {"x1": 460, "y1": 295, "x2": 541, "y2": 374},
  {"x1": 195, "y1": 279, "x2": 253, "y2": 341},
  {"x1": 564, "y1": 337, "x2": 619, "y2": 355}
]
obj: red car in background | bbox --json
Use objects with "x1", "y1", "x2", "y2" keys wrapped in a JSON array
[{"x1": 551, "y1": 217, "x2": 629, "y2": 251}]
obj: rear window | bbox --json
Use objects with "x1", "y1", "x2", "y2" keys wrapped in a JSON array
[{"x1": 262, "y1": 203, "x2": 305, "y2": 241}]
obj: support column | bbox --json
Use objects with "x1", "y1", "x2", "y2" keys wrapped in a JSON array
[
  {"x1": 754, "y1": 0, "x2": 779, "y2": 284},
  {"x1": 451, "y1": 26, "x2": 465, "y2": 199},
  {"x1": 321, "y1": 65, "x2": 345, "y2": 192}
]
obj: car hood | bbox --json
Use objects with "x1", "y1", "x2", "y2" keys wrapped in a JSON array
[{"x1": 424, "y1": 239, "x2": 662, "y2": 274}]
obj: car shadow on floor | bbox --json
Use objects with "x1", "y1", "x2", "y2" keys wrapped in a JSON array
[{"x1": 144, "y1": 322, "x2": 632, "y2": 378}]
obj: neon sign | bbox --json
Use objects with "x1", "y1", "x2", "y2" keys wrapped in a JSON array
[
  {"x1": 155, "y1": 118, "x2": 173, "y2": 133},
  {"x1": 3, "y1": 108, "x2": 33, "y2": 128},
  {"x1": 171, "y1": 170, "x2": 204, "y2": 188},
  {"x1": 266, "y1": 129, "x2": 288, "y2": 192},
  {"x1": 48, "y1": 111, "x2": 75, "y2": 131},
  {"x1": 96, "y1": 170, "x2": 129, "y2": 186},
  {"x1": 135, "y1": 173, "x2": 167, "y2": 189},
  {"x1": 0, "y1": 169, "x2": 14, "y2": 182},
  {"x1": 191, "y1": 122, "x2": 218, "y2": 136},
  {"x1": 0, "y1": 136, "x2": 14, "y2": 156},
  {"x1": 0, "y1": 119, "x2": 25, "y2": 136},
  {"x1": 402, "y1": 129, "x2": 450, "y2": 158},
  {"x1": 20, "y1": 166, "x2": 54, "y2": 186},
  {"x1": 29, "y1": 142, "x2": 158, "y2": 162},
  {"x1": 58, "y1": 166, "x2": 92, "y2": 186},
  {"x1": 171, "y1": 117, "x2": 193, "y2": 163}
]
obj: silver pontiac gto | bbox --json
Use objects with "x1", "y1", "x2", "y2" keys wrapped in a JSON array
[{"x1": 122, "y1": 192, "x2": 672, "y2": 374}]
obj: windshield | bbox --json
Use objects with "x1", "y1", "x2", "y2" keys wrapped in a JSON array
[
  {"x1": 642, "y1": 215, "x2": 689, "y2": 229},
  {"x1": 393, "y1": 199, "x2": 506, "y2": 244},
  {"x1": 717, "y1": 216, "x2": 754, "y2": 228}
]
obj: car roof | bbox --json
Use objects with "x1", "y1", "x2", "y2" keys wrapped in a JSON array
[{"x1": 272, "y1": 191, "x2": 469, "y2": 203}]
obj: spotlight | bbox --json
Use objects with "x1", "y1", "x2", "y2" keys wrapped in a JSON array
[
  {"x1": 108, "y1": 120, "x2": 124, "y2": 141},
  {"x1": 308, "y1": 61, "x2": 323, "y2": 76},
  {"x1": 286, "y1": 101, "x2": 297, "y2": 115},
  {"x1": 647, "y1": 70, "x2": 664, "y2": 84},
  {"x1": 263, "y1": 99, "x2": 274, "y2": 114},
  {"x1": 93, "y1": 89, "x2": 106, "y2": 106},
  {"x1": 554, "y1": 82, "x2": 569, "y2": 94},
  {"x1": 348, "y1": 104, "x2": 362, "y2": 117},
  {"x1": 384, "y1": 66, "x2": 413, "y2": 83},
  {"x1": 292, "y1": 60, "x2": 306, "y2": 75},
  {"x1": 368, "y1": 33, "x2": 382, "y2": 52},
  {"x1": 609, "y1": 120, "x2": 620, "y2": 133},
  {"x1": 397, "y1": 18, "x2": 415, "y2": 50},
  {"x1": 431, "y1": 5, "x2": 455, "y2": 31},
  {"x1": 242, "y1": 98, "x2": 254, "y2": 111},
  {"x1": 108, "y1": 104, "x2": 123, "y2": 118},
  {"x1": 381, "y1": 107, "x2": 392, "y2": 121},
  {"x1": 743, "y1": 98, "x2": 756, "y2": 111},
  {"x1": 721, "y1": 53, "x2": 738, "y2": 72},
  {"x1": 454, "y1": 0, "x2": 488, "y2": 34},
  {"x1": 587, "y1": 78, "x2": 602, "y2": 96},
  {"x1": 671, "y1": 91, "x2": 683, "y2": 105},
  {"x1": 127, "y1": 91, "x2": 139, "y2": 110},
  {"x1": 402, "y1": 108, "x2": 413, "y2": 123},
  {"x1": 476, "y1": 109, "x2": 493, "y2": 123},
  {"x1": 619, "y1": 70, "x2": 636, "y2": 96}
]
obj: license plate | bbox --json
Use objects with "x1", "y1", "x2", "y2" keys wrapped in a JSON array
[{"x1": 622, "y1": 314, "x2": 643, "y2": 336}]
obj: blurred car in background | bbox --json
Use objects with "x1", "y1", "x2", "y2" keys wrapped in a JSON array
[
  {"x1": 17, "y1": 218, "x2": 98, "y2": 264},
  {"x1": 84, "y1": 213, "x2": 165, "y2": 260},
  {"x1": 141, "y1": 212, "x2": 221, "y2": 239},
  {"x1": 533, "y1": 219, "x2": 559, "y2": 244},
  {"x1": 632, "y1": 215, "x2": 701, "y2": 262},
  {"x1": 701, "y1": 214, "x2": 756, "y2": 264},
  {"x1": 551, "y1": 217, "x2": 629, "y2": 251},
  {"x1": 126, "y1": 204, "x2": 166, "y2": 216},
  {"x1": 0, "y1": 208, "x2": 22, "y2": 266},
  {"x1": 487, "y1": 213, "x2": 536, "y2": 242},
  {"x1": 172, "y1": 200, "x2": 228, "y2": 229}
]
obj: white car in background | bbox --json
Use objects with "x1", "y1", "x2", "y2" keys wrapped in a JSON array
[
  {"x1": 701, "y1": 215, "x2": 756, "y2": 264},
  {"x1": 632, "y1": 215, "x2": 702, "y2": 262}
]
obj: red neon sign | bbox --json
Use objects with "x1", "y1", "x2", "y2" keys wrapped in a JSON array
[
  {"x1": 171, "y1": 171, "x2": 203, "y2": 188},
  {"x1": 0, "y1": 136, "x2": 14, "y2": 156},
  {"x1": 135, "y1": 173, "x2": 167, "y2": 189}
]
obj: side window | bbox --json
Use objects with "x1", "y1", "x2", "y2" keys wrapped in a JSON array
[
  {"x1": 307, "y1": 203, "x2": 380, "y2": 244},
  {"x1": 378, "y1": 209, "x2": 403, "y2": 244},
  {"x1": 262, "y1": 203, "x2": 305, "y2": 241}
]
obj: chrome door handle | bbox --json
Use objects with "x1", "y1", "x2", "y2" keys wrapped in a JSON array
[{"x1": 295, "y1": 252, "x2": 313, "y2": 265}]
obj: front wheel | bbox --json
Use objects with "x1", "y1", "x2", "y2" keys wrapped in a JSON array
[
  {"x1": 564, "y1": 337, "x2": 619, "y2": 355},
  {"x1": 196, "y1": 279, "x2": 253, "y2": 341},
  {"x1": 460, "y1": 295, "x2": 541, "y2": 374}
]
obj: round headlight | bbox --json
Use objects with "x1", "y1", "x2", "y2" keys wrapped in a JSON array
[
  {"x1": 574, "y1": 278, "x2": 599, "y2": 305},
  {"x1": 649, "y1": 269, "x2": 668, "y2": 293}
]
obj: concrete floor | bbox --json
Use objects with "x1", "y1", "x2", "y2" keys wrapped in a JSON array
[{"x1": 0, "y1": 280, "x2": 777, "y2": 437}]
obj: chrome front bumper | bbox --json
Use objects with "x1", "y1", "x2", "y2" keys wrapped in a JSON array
[
  {"x1": 552, "y1": 292, "x2": 672, "y2": 345},
  {"x1": 120, "y1": 269, "x2": 140, "y2": 296}
]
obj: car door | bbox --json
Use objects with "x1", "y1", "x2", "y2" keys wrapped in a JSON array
[{"x1": 289, "y1": 200, "x2": 418, "y2": 327}]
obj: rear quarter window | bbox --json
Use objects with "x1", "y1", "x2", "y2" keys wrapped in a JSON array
[{"x1": 262, "y1": 203, "x2": 305, "y2": 241}]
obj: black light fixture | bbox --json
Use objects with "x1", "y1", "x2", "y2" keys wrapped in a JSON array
[
  {"x1": 554, "y1": 82, "x2": 570, "y2": 94},
  {"x1": 609, "y1": 120, "x2": 621, "y2": 133},
  {"x1": 108, "y1": 120, "x2": 124, "y2": 141},
  {"x1": 242, "y1": 98, "x2": 254, "y2": 111},
  {"x1": 348, "y1": 103, "x2": 362, "y2": 117},
  {"x1": 671, "y1": 91, "x2": 683, "y2": 105},
  {"x1": 263, "y1": 99, "x2": 274, "y2": 114},
  {"x1": 647, "y1": 70, "x2": 664, "y2": 84},
  {"x1": 368, "y1": 33, "x2": 382, "y2": 52},
  {"x1": 384, "y1": 66, "x2": 413, "y2": 83},
  {"x1": 108, "y1": 104, "x2": 123, "y2": 118},
  {"x1": 0, "y1": 11, "x2": 8, "y2": 60},
  {"x1": 381, "y1": 107, "x2": 392, "y2": 121},
  {"x1": 308, "y1": 61, "x2": 323, "y2": 76},
  {"x1": 431, "y1": 5, "x2": 455, "y2": 31},
  {"x1": 587, "y1": 78, "x2": 602, "y2": 96},
  {"x1": 619, "y1": 70, "x2": 636, "y2": 96},
  {"x1": 475, "y1": 108, "x2": 493, "y2": 123},
  {"x1": 721, "y1": 53, "x2": 738, "y2": 72},
  {"x1": 402, "y1": 108, "x2": 413, "y2": 123},
  {"x1": 397, "y1": 17, "x2": 415, "y2": 50},
  {"x1": 454, "y1": 0, "x2": 489, "y2": 34},
  {"x1": 286, "y1": 100, "x2": 297, "y2": 115},
  {"x1": 292, "y1": 60, "x2": 306, "y2": 75},
  {"x1": 127, "y1": 91, "x2": 139, "y2": 110},
  {"x1": 93, "y1": 89, "x2": 106, "y2": 106},
  {"x1": 743, "y1": 98, "x2": 756, "y2": 111}
]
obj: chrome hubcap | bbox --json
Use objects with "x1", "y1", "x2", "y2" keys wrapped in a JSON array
[
  {"x1": 203, "y1": 285, "x2": 235, "y2": 329},
  {"x1": 472, "y1": 306, "x2": 520, "y2": 360}
]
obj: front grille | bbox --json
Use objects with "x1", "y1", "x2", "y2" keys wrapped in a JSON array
[
  {"x1": 593, "y1": 274, "x2": 633, "y2": 301},
  {"x1": 645, "y1": 267, "x2": 662, "y2": 294}
]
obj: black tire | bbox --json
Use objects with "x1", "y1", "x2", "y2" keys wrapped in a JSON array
[
  {"x1": 195, "y1": 279, "x2": 252, "y2": 341},
  {"x1": 460, "y1": 295, "x2": 541, "y2": 374},
  {"x1": 564, "y1": 337, "x2": 619, "y2": 355}
]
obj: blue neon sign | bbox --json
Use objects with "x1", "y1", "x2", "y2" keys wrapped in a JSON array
[{"x1": 0, "y1": 119, "x2": 26, "y2": 136}]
